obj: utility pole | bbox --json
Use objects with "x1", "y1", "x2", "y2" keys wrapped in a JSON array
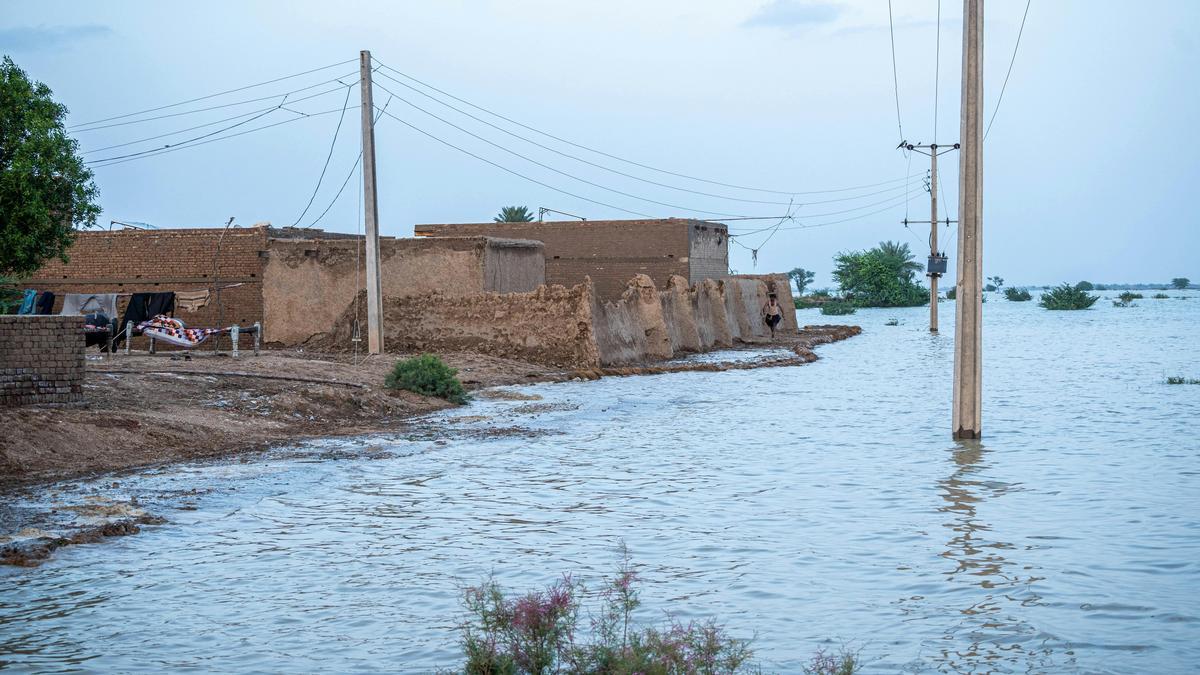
[
  {"x1": 899, "y1": 142, "x2": 958, "y2": 333},
  {"x1": 360, "y1": 50, "x2": 384, "y2": 354},
  {"x1": 953, "y1": 0, "x2": 984, "y2": 439}
]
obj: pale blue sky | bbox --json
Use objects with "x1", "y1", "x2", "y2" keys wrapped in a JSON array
[{"x1": 3, "y1": 1, "x2": 1197, "y2": 287}]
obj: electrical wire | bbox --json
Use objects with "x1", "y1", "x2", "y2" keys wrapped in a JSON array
[
  {"x1": 374, "y1": 105, "x2": 654, "y2": 218},
  {"x1": 82, "y1": 106, "x2": 286, "y2": 155},
  {"x1": 69, "y1": 59, "x2": 356, "y2": 128},
  {"x1": 71, "y1": 76, "x2": 357, "y2": 133},
  {"x1": 307, "y1": 96, "x2": 395, "y2": 228},
  {"x1": 372, "y1": 80, "x2": 752, "y2": 218},
  {"x1": 985, "y1": 0, "x2": 1032, "y2": 140},
  {"x1": 290, "y1": 84, "x2": 355, "y2": 226},
  {"x1": 375, "y1": 60, "x2": 919, "y2": 197},
  {"x1": 887, "y1": 0, "x2": 905, "y2": 142},
  {"x1": 742, "y1": 192, "x2": 924, "y2": 233},
  {"x1": 88, "y1": 104, "x2": 359, "y2": 169},
  {"x1": 727, "y1": 190, "x2": 918, "y2": 234}
]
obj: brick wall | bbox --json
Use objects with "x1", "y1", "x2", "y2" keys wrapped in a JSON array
[
  {"x1": 688, "y1": 223, "x2": 729, "y2": 284},
  {"x1": 25, "y1": 226, "x2": 268, "y2": 349},
  {"x1": 0, "y1": 316, "x2": 85, "y2": 407},
  {"x1": 415, "y1": 219, "x2": 727, "y2": 299}
]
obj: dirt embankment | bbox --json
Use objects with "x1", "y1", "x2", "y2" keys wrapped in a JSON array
[{"x1": 1, "y1": 325, "x2": 859, "y2": 489}]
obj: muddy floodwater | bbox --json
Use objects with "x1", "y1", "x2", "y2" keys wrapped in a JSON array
[{"x1": 3, "y1": 292, "x2": 1199, "y2": 673}]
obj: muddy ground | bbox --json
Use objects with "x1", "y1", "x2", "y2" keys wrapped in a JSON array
[{"x1": 1, "y1": 325, "x2": 859, "y2": 490}]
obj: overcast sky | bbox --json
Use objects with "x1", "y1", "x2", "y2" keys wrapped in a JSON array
[{"x1": 3, "y1": 1, "x2": 1197, "y2": 286}]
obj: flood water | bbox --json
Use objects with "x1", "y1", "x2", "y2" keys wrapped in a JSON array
[{"x1": 2, "y1": 291, "x2": 1199, "y2": 673}]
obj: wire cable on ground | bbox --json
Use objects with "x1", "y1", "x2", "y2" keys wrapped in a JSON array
[
  {"x1": 375, "y1": 60, "x2": 915, "y2": 197},
  {"x1": 374, "y1": 105, "x2": 655, "y2": 218},
  {"x1": 985, "y1": 0, "x2": 1032, "y2": 140},
  {"x1": 372, "y1": 80, "x2": 754, "y2": 219},
  {"x1": 290, "y1": 84, "x2": 355, "y2": 226},
  {"x1": 70, "y1": 59, "x2": 357, "y2": 129}
]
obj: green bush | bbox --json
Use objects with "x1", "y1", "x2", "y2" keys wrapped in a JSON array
[
  {"x1": 1153, "y1": 293, "x2": 1170, "y2": 299},
  {"x1": 1040, "y1": 283, "x2": 1099, "y2": 310},
  {"x1": 820, "y1": 301, "x2": 856, "y2": 316},
  {"x1": 1118, "y1": 291, "x2": 1143, "y2": 302},
  {"x1": 1003, "y1": 287, "x2": 1032, "y2": 301},
  {"x1": 832, "y1": 241, "x2": 927, "y2": 308},
  {"x1": 1075, "y1": 281, "x2": 1095, "y2": 291},
  {"x1": 385, "y1": 354, "x2": 468, "y2": 404},
  {"x1": 945, "y1": 287, "x2": 956, "y2": 300},
  {"x1": 1166, "y1": 376, "x2": 1200, "y2": 385}
]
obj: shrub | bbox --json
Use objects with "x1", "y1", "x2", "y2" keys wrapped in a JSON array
[
  {"x1": 1040, "y1": 283, "x2": 1099, "y2": 310},
  {"x1": 811, "y1": 288, "x2": 833, "y2": 297},
  {"x1": 385, "y1": 354, "x2": 468, "y2": 403},
  {"x1": 820, "y1": 301, "x2": 856, "y2": 316},
  {"x1": 804, "y1": 647, "x2": 861, "y2": 675},
  {"x1": 1075, "y1": 281, "x2": 1095, "y2": 291},
  {"x1": 1166, "y1": 376, "x2": 1200, "y2": 385},
  {"x1": 459, "y1": 547, "x2": 765, "y2": 675},
  {"x1": 945, "y1": 287, "x2": 956, "y2": 300},
  {"x1": 1118, "y1": 291, "x2": 1143, "y2": 302},
  {"x1": 1153, "y1": 293, "x2": 1170, "y2": 299},
  {"x1": 1003, "y1": 287, "x2": 1032, "y2": 302}
]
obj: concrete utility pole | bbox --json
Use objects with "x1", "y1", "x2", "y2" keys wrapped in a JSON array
[
  {"x1": 953, "y1": 0, "x2": 984, "y2": 439},
  {"x1": 899, "y1": 143, "x2": 958, "y2": 333},
  {"x1": 360, "y1": 50, "x2": 384, "y2": 354}
]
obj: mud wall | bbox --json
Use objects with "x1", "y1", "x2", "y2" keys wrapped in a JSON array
[
  {"x1": 732, "y1": 273, "x2": 799, "y2": 334},
  {"x1": 336, "y1": 284, "x2": 599, "y2": 368},
  {"x1": 263, "y1": 236, "x2": 543, "y2": 346}
]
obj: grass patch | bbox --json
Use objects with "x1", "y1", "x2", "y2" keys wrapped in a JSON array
[
  {"x1": 1166, "y1": 376, "x2": 1200, "y2": 385},
  {"x1": 1003, "y1": 287, "x2": 1033, "y2": 301},
  {"x1": 820, "y1": 301, "x2": 856, "y2": 316},
  {"x1": 1039, "y1": 283, "x2": 1099, "y2": 310},
  {"x1": 385, "y1": 354, "x2": 468, "y2": 404}
]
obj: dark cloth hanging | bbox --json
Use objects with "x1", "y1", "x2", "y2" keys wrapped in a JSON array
[
  {"x1": 115, "y1": 292, "x2": 176, "y2": 346},
  {"x1": 35, "y1": 291, "x2": 55, "y2": 315},
  {"x1": 83, "y1": 313, "x2": 114, "y2": 349}
]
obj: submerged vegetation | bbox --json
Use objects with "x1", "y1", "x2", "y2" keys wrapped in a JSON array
[
  {"x1": 1003, "y1": 287, "x2": 1033, "y2": 301},
  {"x1": 832, "y1": 241, "x2": 927, "y2": 308},
  {"x1": 820, "y1": 301, "x2": 856, "y2": 316},
  {"x1": 458, "y1": 548, "x2": 782, "y2": 674},
  {"x1": 385, "y1": 354, "x2": 468, "y2": 404},
  {"x1": 1039, "y1": 283, "x2": 1099, "y2": 310},
  {"x1": 1153, "y1": 293, "x2": 1171, "y2": 299},
  {"x1": 1166, "y1": 376, "x2": 1200, "y2": 385}
]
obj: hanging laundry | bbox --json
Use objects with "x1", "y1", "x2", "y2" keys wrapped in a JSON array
[
  {"x1": 175, "y1": 289, "x2": 210, "y2": 312},
  {"x1": 60, "y1": 293, "x2": 118, "y2": 318},
  {"x1": 115, "y1": 292, "x2": 176, "y2": 347},
  {"x1": 17, "y1": 289, "x2": 37, "y2": 315},
  {"x1": 35, "y1": 291, "x2": 55, "y2": 315}
]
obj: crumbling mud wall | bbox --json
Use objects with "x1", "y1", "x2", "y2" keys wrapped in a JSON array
[
  {"x1": 327, "y1": 284, "x2": 600, "y2": 368},
  {"x1": 732, "y1": 273, "x2": 798, "y2": 334},
  {"x1": 691, "y1": 278, "x2": 732, "y2": 350},
  {"x1": 263, "y1": 236, "x2": 543, "y2": 346},
  {"x1": 659, "y1": 276, "x2": 702, "y2": 354},
  {"x1": 591, "y1": 274, "x2": 673, "y2": 366}
]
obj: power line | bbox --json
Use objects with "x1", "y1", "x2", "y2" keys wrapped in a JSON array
[
  {"x1": 888, "y1": 0, "x2": 905, "y2": 142},
  {"x1": 934, "y1": 0, "x2": 941, "y2": 140},
  {"x1": 985, "y1": 0, "x2": 1032, "y2": 140},
  {"x1": 371, "y1": 80, "x2": 753, "y2": 218},
  {"x1": 375, "y1": 60, "x2": 917, "y2": 197},
  {"x1": 71, "y1": 76, "x2": 357, "y2": 133},
  {"x1": 727, "y1": 190, "x2": 919, "y2": 234},
  {"x1": 291, "y1": 84, "x2": 356, "y2": 226},
  {"x1": 88, "y1": 104, "x2": 359, "y2": 169},
  {"x1": 84, "y1": 100, "x2": 289, "y2": 164},
  {"x1": 734, "y1": 192, "x2": 924, "y2": 233},
  {"x1": 307, "y1": 96, "x2": 395, "y2": 228},
  {"x1": 374, "y1": 105, "x2": 655, "y2": 218},
  {"x1": 69, "y1": 59, "x2": 357, "y2": 128},
  {"x1": 82, "y1": 106, "x2": 283, "y2": 155}
]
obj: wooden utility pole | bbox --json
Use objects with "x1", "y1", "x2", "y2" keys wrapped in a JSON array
[
  {"x1": 900, "y1": 143, "x2": 957, "y2": 332},
  {"x1": 953, "y1": 0, "x2": 984, "y2": 439},
  {"x1": 360, "y1": 50, "x2": 384, "y2": 354}
]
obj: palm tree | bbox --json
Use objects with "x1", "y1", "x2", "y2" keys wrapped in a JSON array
[
  {"x1": 875, "y1": 241, "x2": 922, "y2": 280},
  {"x1": 494, "y1": 206, "x2": 535, "y2": 223}
]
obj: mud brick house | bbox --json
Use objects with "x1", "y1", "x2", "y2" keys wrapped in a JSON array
[
  {"x1": 413, "y1": 218, "x2": 729, "y2": 299},
  {"x1": 23, "y1": 225, "x2": 544, "y2": 347}
]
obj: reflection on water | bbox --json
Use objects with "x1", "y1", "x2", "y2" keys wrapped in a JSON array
[{"x1": 2, "y1": 293, "x2": 1199, "y2": 673}]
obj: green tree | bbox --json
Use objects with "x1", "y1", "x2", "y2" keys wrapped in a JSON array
[
  {"x1": 1172, "y1": 277, "x2": 1190, "y2": 290},
  {"x1": 494, "y1": 205, "x2": 534, "y2": 222},
  {"x1": 988, "y1": 275, "x2": 1004, "y2": 289},
  {"x1": 1040, "y1": 283, "x2": 1099, "y2": 310},
  {"x1": 832, "y1": 241, "x2": 927, "y2": 308},
  {"x1": 0, "y1": 56, "x2": 100, "y2": 278},
  {"x1": 788, "y1": 267, "x2": 815, "y2": 295},
  {"x1": 1074, "y1": 280, "x2": 1095, "y2": 291}
]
